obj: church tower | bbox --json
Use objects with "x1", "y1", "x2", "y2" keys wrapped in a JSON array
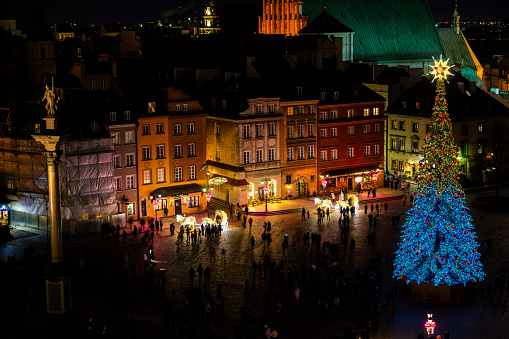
[
  {"x1": 452, "y1": 1, "x2": 460, "y2": 35},
  {"x1": 200, "y1": 1, "x2": 221, "y2": 35},
  {"x1": 258, "y1": 0, "x2": 308, "y2": 36}
]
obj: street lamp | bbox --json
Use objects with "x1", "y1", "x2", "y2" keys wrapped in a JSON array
[
  {"x1": 152, "y1": 195, "x2": 160, "y2": 226},
  {"x1": 263, "y1": 186, "x2": 269, "y2": 212},
  {"x1": 321, "y1": 178, "x2": 327, "y2": 200},
  {"x1": 206, "y1": 193, "x2": 211, "y2": 217}
]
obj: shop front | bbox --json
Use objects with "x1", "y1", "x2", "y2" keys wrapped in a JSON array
[
  {"x1": 321, "y1": 165, "x2": 384, "y2": 197},
  {"x1": 149, "y1": 183, "x2": 206, "y2": 218},
  {"x1": 0, "y1": 203, "x2": 11, "y2": 241}
]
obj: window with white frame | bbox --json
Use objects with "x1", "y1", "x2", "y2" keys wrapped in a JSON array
[
  {"x1": 243, "y1": 125, "x2": 250, "y2": 138},
  {"x1": 143, "y1": 169, "x2": 151, "y2": 184},
  {"x1": 268, "y1": 103, "x2": 275, "y2": 113},
  {"x1": 331, "y1": 128, "x2": 337, "y2": 138},
  {"x1": 287, "y1": 126, "x2": 294, "y2": 139},
  {"x1": 124, "y1": 111, "x2": 130, "y2": 120},
  {"x1": 330, "y1": 111, "x2": 338, "y2": 119},
  {"x1": 183, "y1": 103, "x2": 188, "y2": 111},
  {"x1": 320, "y1": 112, "x2": 327, "y2": 120},
  {"x1": 399, "y1": 139, "x2": 405, "y2": 151},
  {"x1": 114, "y1": 177, "x2": 121, "y2": 191},
  {"x1": 125, "y1": 131, "x2": 134, "y2": 144},
  {"x1": 298, "y1": 106, "x2": 304, "y2": 115},
  {"x1": 111, "y1": 132, "x2": 119, "y2": 145},
  {"x1": 268, "y1": 148, "x2": 275, "y2": 161},
  {"x1": 174, "y1": 144, "x2": 182, "y2": 158},
  {"x1": 374, "y1": 144, "x2": 380, "y2": 155},
  {"x1": 256, "y1": 149, "x2": 263, "y2": 162},
  {"x1": 347, "y1": 126, "x2": 354, "y2": 136},
  {"x1": 157, "y1": 168, "x2": 165, "y2": 183},
  {"x1": 175, "y1": 167, "x2": 183, "y2": 181},
  {"x1": 268, "y1": 123, "x2": 276, "y2": 136},
  {"x1": 333, "y1": 91, "x2": 339, "y2": 99},
  {"x1": 364, "y1": 146, "x2": 370, "y2": 156},
  {"x1": 243, "y1": 151, "x2": 250, "y2": 164},
  {"x1": 176, "y1": 104, "x2": 181, "y2": 112},
  {"x1": 91, "y1": 122, "x2": 98, "y2": 131},
  {"x1": 142, "y1": 146, "x2": 151, "y2": 160},
  {"x1": 320, "y1": 129, "x2": 327, "y2": 139},
  {"x1": 347, "y1": 147, "x2": 354, "y2": 158},
  {"x1": 298, "y1": 125, "x2": 304, "y2": 138},
  {"x1": 125, "y1": 153, "x2": 134, "y2": 166},
  {"x1": 373, "y1": 107, "x2": 379, "y2": 115},
  {"x1": 320, "y1": 91, "x2": 326, "y2": 100},
  {"x1": 188, "y1": 122, "x2": 195, "y2": 134},
  {"x1": 364, "y1": 125, "x2": 370, "y2": 134},
  {"x1": 287, "y1": 148, "x2": 294, "y2": 160},
  {"x1": 188, "y1": 165, "x2": 196, "y2": 180},
  {"x1": 142, "y1": 124, "x2": 150, "y2": 135},
  {"x1": 110, "y1": 111, "x2": 116, "y2": 121},
  {"x1": 156, "y1": 123, "x2": 164, "y2": 134},
  {"x1": 256, "y1": 104, "x2": 263, "y2": 113},
  {"x1": 308, "y1": 124, "x2": 314, "y2": 137},
  {"x1": 296, "y1": 86, "x2": 302, "y2": 96},
  {"x1": 331, "y1": 149, "x2": 337, "y2": 160},
  {"x1": 297, "y1": 146, "x2": 304, "y2": 160},
  {"x1": 308, "y1": 105, "x2": 314, "y2": 114},
  {"x1": 188, "y1": 143, "x2": 196, "y2": 157},
  {"x1": 321, "y1": 150, "x2": 327, "y2": 161},
  {"x1": 308, "y1": 145, "x2": 314, "y2": 158},
  {"x1": 113, "y1": 155, "x2": 120, "y2": 168},
  {"x1": 174, "y1": 124, "x2": 182, "y2": 135},
  {"x1": 156, "y1": 144, "x2": 164, "y2": 158},
  {"x1": 256, "y1": 124, "x2": 264, "y2": 137},
  {"x1": 126, "y1": 175, "x2": 135, "y2": 189},
  {"x1": 391, "y1": 139, "x2": 398, "y2": 150},
  {"x1": 90, "y1": 81, "x2": 96, "y2": 91},
  {"x1": 373, "y1": 124, "x2": 379, "y2": 133},
  {"x1": 101, "y1": 80, "x2": 107, "y2": 90},
  {"x1": 347, "y1": 109, "x2": 354, "y2": 118},
  {"x1": 364, "y1": 108, "x2": 370, "y2": 116}
]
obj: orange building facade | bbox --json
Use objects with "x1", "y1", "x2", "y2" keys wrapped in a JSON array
[{"x1": 258, "y1": 0, "x2": 308, "y2": 36}]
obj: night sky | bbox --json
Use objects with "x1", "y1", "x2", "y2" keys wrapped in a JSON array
[{"x1": 2, "y1": 0, "x2": 508, "y2": 26}]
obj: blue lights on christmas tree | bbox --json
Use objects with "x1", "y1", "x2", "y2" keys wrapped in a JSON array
[{"x1": 393, "y1": 58, "x2": 485, "y2": 286}]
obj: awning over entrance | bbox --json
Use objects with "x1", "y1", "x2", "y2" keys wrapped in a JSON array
[
  {"x1": 150, "y1": 183, "x2": 205, "y2": 198},
  {"x1": 322, "y1": 165, "x2": 383, "y2": 178},
  {"x1": 209, "y1": 174, "x2": 249, "y2": 186}
]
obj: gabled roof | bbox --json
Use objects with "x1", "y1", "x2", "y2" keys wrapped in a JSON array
[
  {"x1": 437, "y1": 28, "x2": 482, "y2": 78},
  {"x1": 304, "y1": 0, "x2": 445, "y2": 62},
  {"x1": 299, "y1": 10, "x2": 353, "y2": 34}
]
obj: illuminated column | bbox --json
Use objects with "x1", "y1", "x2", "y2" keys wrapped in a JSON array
[
  {"x1": 45, "y1": 150, "x2": 63, "y2": 263},
  {"x1": 270, "y1": 0, "x2": 275, "y2": 33}
]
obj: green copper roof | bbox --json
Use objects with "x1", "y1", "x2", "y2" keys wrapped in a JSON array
[
  {"x1": 304, "y1": 0, "x2": 445, "y2": 62},
  {"x1": 437, "y1": 28, "x2": 482, "y2": 79}
]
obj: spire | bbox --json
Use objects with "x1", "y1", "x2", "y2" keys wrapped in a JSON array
[{"x1": 452, "y1": 0, "x2": 460, "y2": 35}]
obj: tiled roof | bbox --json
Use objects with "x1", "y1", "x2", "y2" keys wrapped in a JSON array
[
  {"x1": 437, "y1": 28, "x2": 482, "y2": 79},
  {"x1": 299, "y1": 10, "x2": 353, "y2": 34},
  {"x1": 304, "y1": 0, "x2": 445, "y2": 62},
  {"x1": 150, "y1": 184, "x2": 205, "y2": 198}
]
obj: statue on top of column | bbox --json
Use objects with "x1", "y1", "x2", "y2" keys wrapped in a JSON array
[{"x1": 42, "y1": 79, "x2": 59, "y2": 116}]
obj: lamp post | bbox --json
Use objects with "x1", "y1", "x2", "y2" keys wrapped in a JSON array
[
  {"x1": 321, "y1": 178, "x2": 327, "y2": 200},
  {"x1": 206, "y1": 193, "x2": 211, "y2": 217},
  {"x1": 263, "y1": 186, "x2": 269, "y2": 211}
]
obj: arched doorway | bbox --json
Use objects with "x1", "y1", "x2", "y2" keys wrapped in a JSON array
[
  {"x1": 141, "y1": 198, "x2": 147, "y2": 216},
  {"x1": 298, "y1": 179, "x2": 306, "y2": 196}
]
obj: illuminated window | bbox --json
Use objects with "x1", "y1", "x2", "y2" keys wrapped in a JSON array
[
  {"x1": 256, "y1": 104, "x2": 263, "y2": 113},
  {"x1": 331, "y1": 128, "x2": 337, "y2": 137},
  {"x1": 297, "y1": 146, "x2": 304, "y2": 160},
  {"x1": 183, "y1": 104, "x2": 188, "y2": 111},
  {"x1": 157, "y1": 168, "x2": 165, "y2": 183},
  {"x1": 243, "y1": 125, "x2": 250, "y2": 138},
  {"x1": 124, "y1": 111, "x2": 130, "y2": 120},
  {"x1": 399, "y1": 140, "x2": 405, "y2": 151},
  {"x1": 392, "y1": 160, "x2": 398, "y2": 169},
  {"x1": 399, "y1": 121, "x2": 405, "y2": 130},
  {"x1": 256, "y1": 124, "x2": 264, "y2": 137},
  {"x1": 148, "y1": 102, "x2": 156, "y2": 113},
  {"x1": 373, "y1": 107, "x2": 379, "y2": 115},
  {"x1": 287, "y1": 126, "x2": 294, "y2": 139},
  {"x1": 125, "y1": 131, "x2": 134, "y2": 144},
  {"x1": 412, "y1": 123, "x2": 419, "y2": 132},
  {"x1": 143, "y1": 170, "x2": 151, "y2": 184},
  {"x1": 364, "y1": 108, "x2": 369, "y2": 116},
  {"x1": 176, "y1": 104, "x2": 181, "y2": 112},
  {"x1": 287, "y1": 107, "x2": 294, "y2": 115},
  {"x1": 268, "y1": 103, "x2": 275, "y2": 113},
  {"x1": 308, "y1": 145, "x2": 314, "y2": 158},
  {"x1": 347, "y1": 109, "x2": 354, "y2": 118},
  {"x1": 127, "y1": 203, "x2": 135, "y2": 215},
  {"x1": 111, "y1": 132, "x2": 119, "y2": 145},
  {"x1": 478, "y1": 123, "x2": 484, "y2": 133},
  {"x1": 391, "y1": 120, "x2": 397, "y2": 130}
]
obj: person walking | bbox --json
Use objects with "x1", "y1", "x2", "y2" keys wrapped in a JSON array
[
  {"x1": 248, "y1": 217, "x2": 253, "y2": 229},
  {"x1": 143, "y1": 253, "x2": 148, "y2": 270},
  {"x1": 251, "y1": 236, "x2": 255, "y2": 249},
  {"x1": 197, "y1": 263, "x2": 204, "y2": 283},
  {"x1": 364, "y1": 204, "x2": 368, "y2": 215},
  {"x1": 291, "y1": 236, "x2": 296, "y2": 249},
  {"x1": 302, "y1": 208, "x2": 306, "y2": 220},
  {"x1": 204, "y1": 266, "x2": 211, "y2": 283},
  {"x1": 307, "y1": 210, "x2": 310, "y2": 219},
  {"x1": 229, "y1": 204, "x2": 233, "y2": 218},
  {"x1": 326, "y1": 208, "x2": 330, "y2": 221},
  {"x1": 370, "y1": 204, "x2": 374, "y2": 214},
  {"x1": 384, "y1": 202, "x2": 388, "y2": 214}
]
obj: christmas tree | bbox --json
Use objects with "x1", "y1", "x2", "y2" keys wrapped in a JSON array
[{"x1": 393, "y1": 58, "x2": 485, "y2": 286}]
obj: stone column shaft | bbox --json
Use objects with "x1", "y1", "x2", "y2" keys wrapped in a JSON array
[{"x1": 44, "y1": 151, "x2": 63, "y2": 264}]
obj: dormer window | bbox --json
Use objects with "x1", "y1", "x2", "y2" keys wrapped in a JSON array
[
  {"x1": 320, "y1": 91, "x2": 326, "y2": 100},
  {"x1": 212, "y1": 98, "x2": 216, "y2": 108},
  {"x1": 256, "y1": 104, "x2": 263, "y2": 114},
  {"x1": 124, "y1": 111, "x2": 131, "y2": 120},
  {"x1": 268, "y1": 103, "x2": 275, "y2": 113},
  {"x1": 148, "y1": 102, "x2": 156, "y2": 113},
  {"x1": 110, "y1": 111, "x2": 116, "y2": 121},
  {"x1": 416, "y1": 101, "x2": 420, "y2": 110},
  {"x1": 296, "y1": 86, "x2": 303, "y2": 96},
  {"x1": 91, "y1": 122, "x2": 98, "y2": 131},
  {"x1": 333, "y1": 91, "x2": 339, "y2": 99}
]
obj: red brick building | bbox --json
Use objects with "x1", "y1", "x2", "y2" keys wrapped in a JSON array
[{"x1": 317, "y1": 86, "x2": 386, "y2": 195}]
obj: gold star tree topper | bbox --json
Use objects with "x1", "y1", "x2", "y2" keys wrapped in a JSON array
[{"x1": 430, "y1": 57, "x2": 453, "y2": 81}]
